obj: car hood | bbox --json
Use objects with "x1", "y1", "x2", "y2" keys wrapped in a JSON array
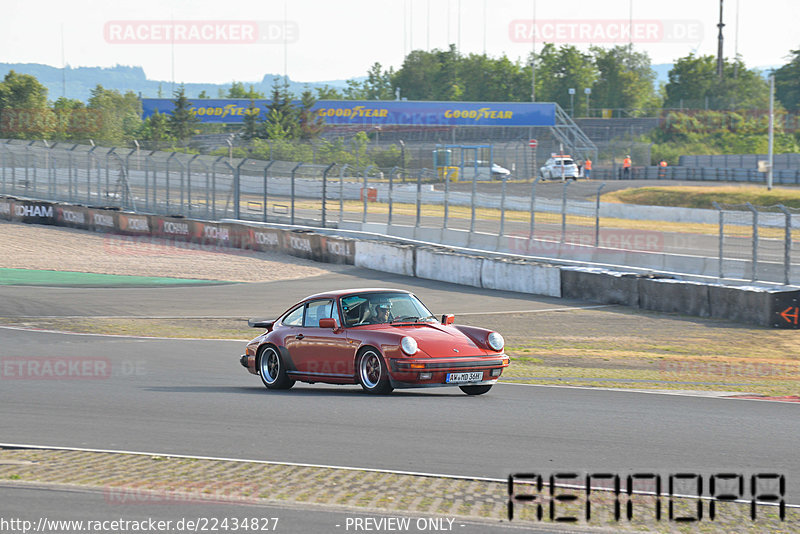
[{"x1": 388, "y1": 323, "x2": 486, "y2": 357}]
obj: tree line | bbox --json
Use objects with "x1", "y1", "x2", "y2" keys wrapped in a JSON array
[{"x1": 1, "y1": 43, "x2": 798, "y2": 159}]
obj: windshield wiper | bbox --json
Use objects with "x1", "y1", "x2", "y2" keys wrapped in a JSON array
[{"x1": 391, "y1": 316, "x2": 419, "y2": 323}]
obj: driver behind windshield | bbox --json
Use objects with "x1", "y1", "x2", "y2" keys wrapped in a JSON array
[{"x1": 371, "y1": 302, "x2": 392, "y2": 324}]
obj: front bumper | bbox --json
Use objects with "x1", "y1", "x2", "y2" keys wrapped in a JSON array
[{"x1": 388, "y1": 355, "x2": 508, "y2": 387}]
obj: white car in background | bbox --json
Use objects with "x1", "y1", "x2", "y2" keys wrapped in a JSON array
[
  {"x1": 461, "y1": 160, "x2": 512, "y2": 180},
  {"x1": 540, "y1": 156, "x2": 580, "y2": 180}
]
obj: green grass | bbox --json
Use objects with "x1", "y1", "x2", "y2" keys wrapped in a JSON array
[{"x1": 603, "y1": 185, "x2": 800, "y2": 209}]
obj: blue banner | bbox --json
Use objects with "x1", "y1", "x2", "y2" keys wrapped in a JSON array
[{"x1": 141, "y1": 99, "x2": 556, "y2": 127}]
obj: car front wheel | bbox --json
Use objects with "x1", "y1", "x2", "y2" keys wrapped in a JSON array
[
  {"x1": 358, "y1": 349, "x2": 393, "y2": 395},
  {"x1": 259, "y1": 345, "x2": 295, "y2": 390},
  {"x1": 459, "y1": 384, "x2": 492, "y2": 395}
]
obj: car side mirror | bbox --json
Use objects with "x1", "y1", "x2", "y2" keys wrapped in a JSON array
[
  {"x1": 319, "y1": 318, "x2": 338, "y2": 329},
  {"x1": 441, "y1": 314, "x2": 455, "y2": 325}
]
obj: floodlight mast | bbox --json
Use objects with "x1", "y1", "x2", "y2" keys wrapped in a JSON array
[
  {"x1": 717, "y1": 0, "x2": 725, "y2": 78},
  {"x1": 768, "y1": 74, "x2": 774, "y2": 190}
]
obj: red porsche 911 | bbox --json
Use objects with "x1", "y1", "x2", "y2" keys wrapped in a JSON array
[{"x1": 240, "y1": 288, "x2": 509, "y2": 395}]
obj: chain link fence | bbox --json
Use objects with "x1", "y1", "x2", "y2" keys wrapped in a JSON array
[{"x1": 2, "y1": 140, "x2": 798, "y2": 286}]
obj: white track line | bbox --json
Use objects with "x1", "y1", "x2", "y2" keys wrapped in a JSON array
[
  {"x1": 0, "y1": 442, "x2": 794, "y2": 509},
  {"x1": 501, "y1": 382, "x2": 800, "y2": 404},
  {"x1": 456, "y1": 304, "x2": 614, "y2": 315},
  {"x1": 0, "y1": 325, "x2": 246, "y2": 342}
]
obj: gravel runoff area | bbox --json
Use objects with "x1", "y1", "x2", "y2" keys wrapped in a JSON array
[
  {"x1": 0, "y1": 221, "x2": 342, "y2": 283},
  {"x1": 0, "y1": 448, "x2": 794, "y2": 533}
]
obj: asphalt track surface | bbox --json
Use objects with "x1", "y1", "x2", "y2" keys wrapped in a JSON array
[{"x1": 1, "y1": 266, "x2": 799, "y2": 518}]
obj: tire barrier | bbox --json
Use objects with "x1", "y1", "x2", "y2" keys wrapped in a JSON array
[
  {"x1": 9, "y1": 199, "x2": 57, "y2": 225},
  {"x1": 87, "y1": 208, "x2": 118, "y2": 233},
  {"x1": 55, "y1": 205, "x2": 89, "y2": 229},
  {"x1": 117, "y1": 213, "x2": 152, "y2": 235},
  {"x1": 321, "y1": 235, "x2": 355, "y2": 265},
  {"x1": 152, "y1": 216, "x2": 193, "y2": 242},
  {"x1": 0, "y1": 197, "x2": 13, "y2": 220},
  {"x1": 282, "y1": 230, "x2": 322, "y2": 261},
  {"x1": 238, "y1": 224, "x2": 284, "y2": 253},
  {"x1": 3, "y1": 194, "x2": 799, "y2": 328}
]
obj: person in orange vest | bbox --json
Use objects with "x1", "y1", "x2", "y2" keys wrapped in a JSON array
[
  {"x1": 622, "y1": 155, "x2": 632, "y2": 179},
  {"x1": 583, "y1": 157, "x2": 592, "y2": 179},
  {"x1": 658, "y1": 158, "x2": 667, "y2": 179}
]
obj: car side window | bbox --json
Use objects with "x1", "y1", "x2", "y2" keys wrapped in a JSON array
[
  {"x1": 341, "y1": 296, "x2": 366, "y2": 327},
  {"x1": 304, "y1": 299, "x2": 333, "y2": 328},
  {"x1": 330, "y1": 300, "x2": 340, "y2": 325},
  {"x1": 282, "y1": 305, "x2": 304, "y2": 327}
]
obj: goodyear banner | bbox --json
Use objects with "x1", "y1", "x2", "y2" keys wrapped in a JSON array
[{"x1": 141, "y1": 99, "x2": 556, "y2": 127}]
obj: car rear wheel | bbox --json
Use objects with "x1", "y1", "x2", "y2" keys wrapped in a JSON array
[
  {"x1": 259, "y1": 346, "x2": 295, "y2": 390},
  {"x1": 459, "y1": 384, "x2": 492, "y2": 395},
  {"x1": 358, "y1": 349, "x2": 393, "y2": 395}
]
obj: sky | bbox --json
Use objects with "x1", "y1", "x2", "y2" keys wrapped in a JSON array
[{"x1": 1, "y1": 0, "x2": 797, "y2": 84}]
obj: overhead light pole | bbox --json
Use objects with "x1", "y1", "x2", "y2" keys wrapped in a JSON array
[
  {"x1": 767, "y1": 74, "x2": 774, "y2": 190},
  {"x1": 568, "y1": 88, "x2": 576, "y2": 117},
  {"x1": 584, "y1": 87, "x2": 591, "y2": 117},
  {"x1": 717, "y1": 0, "x2": 725, "y2": 78}
]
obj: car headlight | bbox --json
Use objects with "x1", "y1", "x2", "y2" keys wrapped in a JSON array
[
  {"x1": 400, "y1": 336, "x2": 418, "y2": 355},
  {"x1": 487, "y1": 332, "x2": 504, "y2": 351}
]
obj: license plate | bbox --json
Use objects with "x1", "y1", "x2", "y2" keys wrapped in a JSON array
[{"x1": 446, "y1": 371, "x2": 484, "y2": 383}]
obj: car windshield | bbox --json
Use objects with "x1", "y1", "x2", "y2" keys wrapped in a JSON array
[
  {"x1": 340, "y1": 292, "x2": 435, "y2": 327},
  {"x1": 555, "y1": 159, "x2": 575, "y2": 166}
]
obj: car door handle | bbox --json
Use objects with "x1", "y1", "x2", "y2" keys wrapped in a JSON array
[{"x1": 295, "y1": 334, "x2": 304, "y2": 340}]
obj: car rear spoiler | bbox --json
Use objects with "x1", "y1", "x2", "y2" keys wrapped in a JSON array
[{"x1": 248, "y1": 319, "x2": 275, "y2": 330}]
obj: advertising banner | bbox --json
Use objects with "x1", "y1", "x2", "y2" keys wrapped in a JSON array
[
  {"x1": 282, "y1": 230, "x2": 322, "y2": 261},
  {"x1": 56, "y1": 205, "x2": 90, "y2": 229},
  {"x1": 11, "y1": 201, "x2": 56, "y2": 225},
  {"x1": 153, "y1": 216, "x2": 193, "y2": 241},
  {"x1": 239, "y1": 225, "x2": 284, "y2": 252},
  {"x1": 321, "y1": 235, "x2": 355, "y2": 265},
  {"x1": 141, "y1": 98, "x2": 557, "y2": 127},
  {"x1": 0, "y1": 197, "x2": 14, "y2": 220},
  {"x1": 87, "y1": 208, "x2": 118, "y2": 233},
  {"x1": 194, "y1": 221, "x2": 234, "y2": 248},
  {"x1": 118, "y1": 213, "x2": 152, "y2": 235}
]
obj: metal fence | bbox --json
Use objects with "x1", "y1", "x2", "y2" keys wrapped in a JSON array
[
  {"x1": 713, "y1": 202, "x2": 799, "y2": 285},
  {"x1": 589, "y1": 165, "x2": 800, "y2": 184},
  {"x1": 2, "y1": 140, "x2": 798, "y2": 286}
]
